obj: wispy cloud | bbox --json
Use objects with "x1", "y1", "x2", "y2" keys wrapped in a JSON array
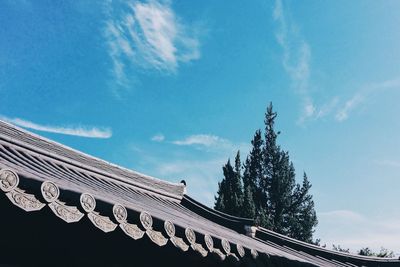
[
  {"x1": 151, "y1": 133, "x2": 165, "y2": 142},
  {"x1": 273, "y1": 0, "x2": 319, "y2": 123},
  {"x1": 317, "y1": 209, "x2": 400, "y2": 254},
  {"x1": 335, "y1": 77, "x2": 400, "y2": 122},
  {"x1": 155, "y1": 157, "x2": 224, "y2": 205},
  {"x1": 134, "y1": 151, "x2": 244, "y2": 206},
  {"x1": 273, "y1": 0, "x2": 343, "y2": 124},
  {"x1": 273, "y1": 0, "x2": 310, "y2": 94},
  {"x1": 172, "y1": 134, "x2": 250, "y2": 153},
  {"x1": 172, "y1": 134, "x2": 227, "y2": 147},
  {"x1": 104, "y1": 0, "x2": 201, "y2": 90},
  {"x1": 0, "y1": 116, "x2": 112, "y2": 138},
  {"x1": 335, "y1": 94, "x2": 363, "y2": 122},
  {"x1": 134, "y1": 134, "x2": 250, "y2": 206}
]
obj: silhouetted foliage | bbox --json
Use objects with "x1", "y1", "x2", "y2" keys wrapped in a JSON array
[
  {"x1": 214, "y1": 152, "x2": 243, "y2": 216},
  {"x1": 358, "y1": 247, "x2": 374, "y2": 256},
  {"x1": 332, "y1": 244, "x2": 350, "y2": 253},
  {"x1": 358, "y1": 247, "x2": 395, "y2": 258},
  {"x1": 215, "y1": 103, "x2": 318, "y2": 243}
]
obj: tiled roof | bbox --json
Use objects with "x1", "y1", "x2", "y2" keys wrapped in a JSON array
[{"x1": 0, "y1": 120, "x2": 398, "y2": 267}]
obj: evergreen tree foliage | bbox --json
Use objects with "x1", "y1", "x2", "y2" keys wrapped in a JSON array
[
  {"x1": 243, "y1": 130, "x2": 263, "y2": 207},
  {"x1": 358, "y1": 247, "x2": 374, "y2": 256},
  {"x1": 214, "y1": 102, "x2": 318, "y2": 243},
  {"x1": 289, "y1": 173, "x2": 318, "y2": 242},
  {"x1": 242, "y1": 185, "x2": 256, "y2": 219},
  {"x1": 233, "y1": 151, "x2": 244, "y2": 210},
  {"x1": 376, "y1": 247, "x2": 395, "y2": 258},
  {"x1": 214, "y1": 152, "x2": 243, "y2": 215},
  {"x1": 332, "y1": 245, "x2": 350, "y2": 253}
]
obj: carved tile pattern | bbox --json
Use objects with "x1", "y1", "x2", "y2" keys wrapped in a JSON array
[
  {"x1": 237, "y1": 244, "x2": 245, "y2": 258},
  {"x1": 164, "y1": 220, "x2": 175, "y2": 237},
  {"x1": 191, "y1": 243, "x2": 208, "y2": 257},
  {"x1": 88, "y1": 212, "x2": 117, "y2": 233},
  {"x1": 170, "y1": 236, "x2": 189, "y2": 252},
  {"x1": 185, "y1": 228, "x2": 196, "y2": 244},
  {"x1": 80, "y1": 193, "x2": 96, "y2": 212},
  {"x1": 6, "y1": 189, "x2": 45, "y2": 212},
  {"x1": 222, "y1": 239, "x2": 231, "y2": 254},
  {"x1": 0, "y1": 169, "x2": 19, "y2": 192},
  {"x1": 146, "y1": 229, "x2": 168, "y2": 246},
  {"x1": 49, "y1": 201, "x2": 84, "y2": 223},
  {"x1": 113, "y1": 204, "x2": 127, "y2": 223},
  {"x1": 0, "y1": 168, "x2": 245, "y2": 262},
  {"x1": 41, "y1": 181, "x2": 59, "y2": 202},
  {"x1": 120, "y1": 222, "x2": 145, "y2": 240},
  {"x1": 140, "y1": 212, "x2": 153, "y2": 230},
  {"x1": 204, "y1": 234, "x2": 214, "y2": 251},
  {"x1": 213, "y1": 248, "x2": 226, "y2": 261}
]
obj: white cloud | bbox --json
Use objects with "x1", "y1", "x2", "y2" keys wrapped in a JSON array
[
  {"x1": 273, "y1": 0, "x2": 310, "y2": 94},
  {"x1": 335, "y1": 77, "x2": 400, "y2": 122},
  {"x1": 273, "y1": 1, "x2": 348, "y2": 125},
  {"x1": 104, "y1": 0, "x2": 201, "y2": 88},
  {"x1": 151, "y1": 133, "x2": 165, "y2": 142},
  {"x1": 315, "y1": 97, "x2": 339, "y2": 119},
  {"x1": 131, "y1": 134, "x2": 250, "y2": 206},
  {"x1": 155, "y1": 157, "x2": 224, "y2": 206},
  {"x1": 172, "y1": 134, "x2": 226, "y2": 147},
  {"x1": 273, "y1": 0, "x2": 318, "y2": 123},
  {"x1": 172, "y1": 134, "x2": 250, "y2": 154},
  {"x1": 316, "y1": 209, "x2": 400, "y2": 255},
  {"x1": 0, "y1": 116, "x2": 112, "y2": 139},
  {"x1": 335, "y1": 94, "x2": 363, "y2": 122}
]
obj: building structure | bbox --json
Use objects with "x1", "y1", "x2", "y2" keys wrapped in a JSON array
[{"x1": 0, "y1": 120, "x2": 398, "y2": 267}]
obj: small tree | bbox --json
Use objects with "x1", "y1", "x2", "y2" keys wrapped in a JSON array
[
  {"x1": 358, "y1": 247, "x2": 395, "y2": 258},
  {"x1": 358, "y1": 247, "x2": 374, "y2": 256},
  {"x1": 376, "y1": 247, "x2": 395, "y2": 258},
  {"x1": 332, "y1": 244, "x2": 350, "y2": 253}
]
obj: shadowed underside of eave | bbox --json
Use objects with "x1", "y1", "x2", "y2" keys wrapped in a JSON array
[{"x1": 0, "y1": 167, "x2": 318, "y2": 267}]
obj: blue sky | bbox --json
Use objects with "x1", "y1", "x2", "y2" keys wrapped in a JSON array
[{"x1": 1, "y1": 0, "x2": 400, "y2": 254}]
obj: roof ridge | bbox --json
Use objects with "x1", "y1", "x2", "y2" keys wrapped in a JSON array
[{"x1": 0, "y1": 120, "x2": 185, "y2": 199}]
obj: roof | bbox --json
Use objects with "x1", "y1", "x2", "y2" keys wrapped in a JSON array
[{"x1": 0, "y1": 120, "x2": 398, "y2": 267}]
